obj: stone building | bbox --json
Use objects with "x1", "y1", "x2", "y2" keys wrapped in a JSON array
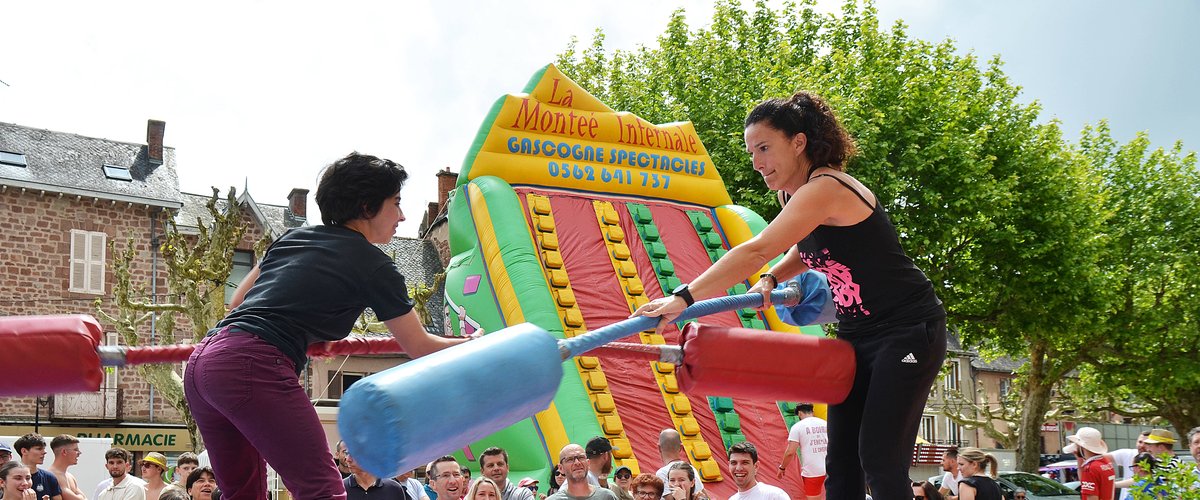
[{"x1": 0, "y1": 120, "x2": 304, "y2": 456}]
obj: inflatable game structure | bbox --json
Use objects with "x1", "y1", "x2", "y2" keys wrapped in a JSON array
[{"x1": 426, "y1": 64, "x2": 830, "y2": 498}]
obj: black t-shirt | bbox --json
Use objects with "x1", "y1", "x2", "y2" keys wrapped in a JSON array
[{"x1": 216, "y1": 225, "x2": 414, "y2": 373}]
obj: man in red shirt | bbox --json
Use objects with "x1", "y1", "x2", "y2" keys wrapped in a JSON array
[{"x1": 1064, "y1": 427, "x2": 1115, "y2": 500}]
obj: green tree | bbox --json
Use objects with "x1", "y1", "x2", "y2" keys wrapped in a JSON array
[
  {"x1": 1066, "y1": 122, "x2": 1200, "y2": 434},
  {"x1": 557, "y1": 0, "x2": 1107, "y2": 471},
  {"x1": 96, "y1": 187, "x2": 262, "y2": 452}
]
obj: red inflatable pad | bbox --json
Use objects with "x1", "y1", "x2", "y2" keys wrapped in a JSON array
[
  {"x1": 0, "y1": 315, "x2": 104, "y2": 396},
  {"x1": 676, "y1": 323, "x2": 855, "y2": 404}
]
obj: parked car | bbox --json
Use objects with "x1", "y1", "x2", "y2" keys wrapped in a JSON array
[{"x1": 930, "y1": 471, "x2": 1078, "y2": 499}]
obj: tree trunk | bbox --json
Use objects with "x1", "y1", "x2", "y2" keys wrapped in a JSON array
[
  {"x1": 1016, "y1": 340, "x2": 1054, "y2": 472},
  {"x1": 1159, "y1": 400, "x2": 1200, "y2": 441}
]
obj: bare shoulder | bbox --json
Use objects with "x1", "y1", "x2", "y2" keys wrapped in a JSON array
[{"x1": 808, "y1": 170, "x2": 877, "y2": 206}]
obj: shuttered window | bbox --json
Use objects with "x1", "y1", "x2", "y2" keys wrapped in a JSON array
[{"x1": 69, "y1": 230, "x2": 107, "y2": 294}]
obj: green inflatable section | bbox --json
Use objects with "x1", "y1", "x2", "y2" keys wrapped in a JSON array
[{"x1": 443, "y1": 175, "x2": 602, "y2": 486}]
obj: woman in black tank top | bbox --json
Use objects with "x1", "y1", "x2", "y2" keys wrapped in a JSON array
[
  {"x1": 956, "y1": 448, "x2": 1003, "y2": 500},
  {"x1": 634, "y1": 92, "x2": 946, "y2": 499}
]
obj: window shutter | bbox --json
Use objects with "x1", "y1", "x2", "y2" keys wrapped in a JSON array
[
  {"x1": 88, "y1": 232, "x2": 106, "y2": 293},
  {"x1": 70, "y1": 231, "x2": 88, "y2": 291}
]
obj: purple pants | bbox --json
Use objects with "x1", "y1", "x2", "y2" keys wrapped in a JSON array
[{"x1": 184, "y1": 326, "x2": 346, "y2": 500}]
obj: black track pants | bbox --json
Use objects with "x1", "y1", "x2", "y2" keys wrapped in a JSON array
[{"x1": 824, "y1": 318, "x2": 947, "y2": 500}]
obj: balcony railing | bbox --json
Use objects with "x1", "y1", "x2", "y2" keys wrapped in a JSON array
[{"x1": 52, "y1": 388, "x2": 120, "y2": 420}]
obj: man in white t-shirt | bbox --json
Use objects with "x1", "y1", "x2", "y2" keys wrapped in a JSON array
[
  {"x1": 777, "y1": 404, "x2": 826, "y2": 499},
  {"x1": 654, "y1": 429, "x2": 702, "y2": 496},
  {"x1": 1107, "y1": 429, "x2": 1149, "y2": 495},
  {"x1": 937, "y1": 447, "x2": 962, "y2": 500},
  {"x1": 728, "y1": 442, "x2": 789, "y2": 500}
]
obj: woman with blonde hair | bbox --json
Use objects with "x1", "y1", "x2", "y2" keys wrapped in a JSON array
[
  {"x1": 955, "y1": 448, "x2": 1001, "y2": 500},
  {"x1": 466, "y1": 477, "x2": 502, "y2": 500}
]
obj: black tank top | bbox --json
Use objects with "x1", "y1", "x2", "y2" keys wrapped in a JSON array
[
  {"x1": 959, "y1": 476, "x2": 1003, "y2": 500},
  {"x1": 794, "y1": 174, "x2": 944, "y2": 335}
]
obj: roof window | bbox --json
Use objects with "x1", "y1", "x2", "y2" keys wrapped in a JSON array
[
  {"x1": 0, "y1": 150, "x2": 27, "y2": 167},
  {"x1": 102, "y1": 164, "x2": 133, "y2": 181}
]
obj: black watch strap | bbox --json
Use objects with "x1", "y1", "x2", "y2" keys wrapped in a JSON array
[{"x1": 671, "y1": 283, "x2": 695, "y2": 306}]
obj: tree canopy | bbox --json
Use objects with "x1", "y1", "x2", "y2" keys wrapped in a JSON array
[{"x1": 557, "y1": 0, "x2": 1197, "y2": 469}]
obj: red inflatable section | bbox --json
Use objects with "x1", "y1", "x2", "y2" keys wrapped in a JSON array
[
  {"x1": 676, "y1": 323, "x2": 856, "y2": 404},
  {"x1": 0, "y1": 315, "x2": 103, "y2": 396}
]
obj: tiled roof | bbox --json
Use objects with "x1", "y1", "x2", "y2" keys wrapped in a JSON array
[
  {"x1": 376, "y1": 236, "x2": 446, "y2": 334},
  {"x1": 175, "y1": 191, "x2": 301, "y2": 237},
  {"x1": 0, "y1": 121, "x2": 181, "y2": 207},
  {"x1": 971, "y1": 355, "x2": 1025, "y2": 373}
]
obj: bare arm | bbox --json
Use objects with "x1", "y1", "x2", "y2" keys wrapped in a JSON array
[
  {"x1": 384, "y1": 311, "x2": 469, "y2": 358},
  {"x1": 776, "y1": 441, "x2": 800, "y2": 479},
  {"x1": 229, "y1": 264, "x2": 260, "y2": 309},
  {"x1": 55, "y1": 473, "x2": 86, "y2": 500},
  {"x1": 957, "y1": 483, "x2": 975, "y2": 500},
  {"x1": 633, "y1": 178, "x2": 841, "y2": 329}
]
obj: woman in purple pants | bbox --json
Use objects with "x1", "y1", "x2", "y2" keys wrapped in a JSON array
[{"x1": 184, "y1": 153, "x2": 469, "y2": 500}]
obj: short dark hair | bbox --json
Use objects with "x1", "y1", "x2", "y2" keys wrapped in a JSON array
[
  {"x1": 176, "y1": 452, "x2": 200, "y2": 467},
  {"x1": 105, "y1": 447, "x2": 131, "y2": 463},
  {"x1": 481, "y1": 447, "x2": 508, "y2": 465},
  {"x1": 187, "y1": 466, "x2": 215, "y2": 491},
  {"x1": 728, "y1": 442, "x2": 758, "y2": 463},
  {"x1": 13, "y1": 433, "x2": 45, "y2": 457},
  {"x1": 430, "y1": 455, "x2": 459, "y2": 477},
  {"x1": 630, "y1": 473, "x2": 664, "y2": 497},
  {"x1": 50, "y1": 434, "x2": 79, "y2": 451},
  {"x1": 944, "y1": 446, "x2": 959, "y2": 459},
  {"x1": 315, "y1": 152, "x2": 408, "y2": 226},
  {"x1": 796, "y1": 403, "x2": 814, "y2": 415},
  {"x1": 745, "y1": 91, "x2": 857, "y2": 173}
]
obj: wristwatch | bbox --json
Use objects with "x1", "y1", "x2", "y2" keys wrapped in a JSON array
[{"x1": 671, "y1": 283, "x2": 695, "y2": 306}]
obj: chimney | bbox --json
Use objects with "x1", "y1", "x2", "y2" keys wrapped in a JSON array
[
  {"x1": 287, "y1": 188, "x2": 309, "y2": 221},
  {"x1": 147, "y1": 120, "x2": 166, "y2": 165},
  {"x1": 436, "y1": 167, "x2": 457, "y2": 210}
]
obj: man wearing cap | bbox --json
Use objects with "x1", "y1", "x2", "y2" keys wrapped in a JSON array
[
  {"x1": 517, "y1": 478, "x2": 542, "y2": 500},
  {"x1": 1064, "y1": 427, "x2": 1114, "y2": 500},
  {"x1": 654, "y1": 430, "x2": 702, "y2": 497},
  {"x1": 1107, "y1": 430, "x2": 1148, "y2": 490},
  {"x1": 480, "y1": 447, "x2": 534, "y2": 500},
  {"x1": 139, "y1": 452, "x2": 170, "y2": 500},
  {"x1": 584, "y1": 438, "x2": 615, "y2": 488},
  {"x1": 608, "y1": 466, "x2": 633, "y2": 500},
  {"x1": 0, "y1": 442, "x2": 14, "y2": 463},
  {"x1": 48, "y1": 435, "x2": 87, "y2": 500},
  {"x1": 1142, "y1": 429, "x2": 1186, "y2": 479}
]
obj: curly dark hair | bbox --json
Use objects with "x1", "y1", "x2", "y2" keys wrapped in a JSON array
[
  {"x1": 745, "y1": 91, "x2": 857, "y2": 174},
  {"x1": 315, "y1": 152, "x2": 408, "y2": 226}
]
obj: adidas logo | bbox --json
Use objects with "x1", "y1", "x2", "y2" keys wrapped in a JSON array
[{"x1": 901, "y1": 353, "x2": 918, "y2": 364}]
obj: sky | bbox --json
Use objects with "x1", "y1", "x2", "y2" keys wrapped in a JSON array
[{"x1": 4, "y1": 1, "x2": 1197, "y2": 237}]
